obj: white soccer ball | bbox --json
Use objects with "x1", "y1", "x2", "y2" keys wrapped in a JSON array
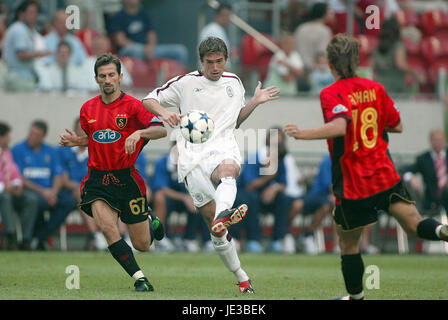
[{"x1": 180, "y1": 110, "x2": 214, "y2": 144}]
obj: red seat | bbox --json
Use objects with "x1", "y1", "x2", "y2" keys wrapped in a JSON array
[
  {"x1": 406, "y1": 55, "x2": 428, "y2": 87},
  {"x1": 75, "y1": 28, "x2": 101, "y2": 56},
  {"x1": 120, "y1": 57, "x2": 157, "y2": 89},
  {"x1": 428, "y1": 59, "x2": 448, "y2": 85},
  {"x1": 329, "y1": 12, "x2": 361, "y2": 35},
  {"x1": 149, "y1": 58, "x2": 187, "y2": 83},
  {"x1": 241, "y1": 34, "x2": 276, "y2": 81},
  {"x1": 421, "y1": 35, "x2": 448, "y2": 62},
  {"x1": 356, "y1": 34, "x2": 378, "y2": 67},
  {"x1": 403, "y1": 37, "x2": 421, "y2": 56},
  {"x1": 420, "y1": 10, "x2": 448, "y2": 35},
  {"x1": 395, "y1": 8, "x2": 420, "y2": 27}
]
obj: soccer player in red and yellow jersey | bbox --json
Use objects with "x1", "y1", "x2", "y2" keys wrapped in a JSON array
[
  {"x1": 284, "y1": 34, "x2": 448, "y2": 300},
  {"x1": 60, "y1": 54, "x2": 167, "y2": 292}
]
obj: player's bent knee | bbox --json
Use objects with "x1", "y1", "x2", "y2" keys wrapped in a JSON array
[{"x1": 131, "y1": 239, "x2": 150, "y2": 252}]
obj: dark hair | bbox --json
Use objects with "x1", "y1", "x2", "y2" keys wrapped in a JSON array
[
  {"x1": 15, "y1": 0, "x2": 38, "y2": 21},
  {"x1": 327, "y1": 33, "x2": 359, "y2": 79},
  {"x1": 377, "y1": 18, "x2": 401, "y2": 54},
  {"x1": 94, "y1": 53, "x2": 121, "y2": 77},
  {"x1": 199, "y1": 37, "x2": 228, "y2": 61},
  {"x1": 266, "y1": 126, "x2": 287, "y2": 161},
  {"x1": 58, "y1": 40, "x2": 71, "y2": 52},
  {"x1": 308, "y1": 2, "x2": 328, "y2": 21},
  {"x1": 0, "y1": 122, "x2": 11, "y2": 137},
  {"x1": 216, "y1": 3, "x2": 231, "y2": 15},
  {"x1": 32, "y1": 119, "x2": 48, "y2": 136}
]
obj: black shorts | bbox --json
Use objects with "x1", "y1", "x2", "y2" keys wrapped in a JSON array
[
  {"x1": 333, "y1": 180, "x2": 415, "y2": 231},
  {"x1": 79, "y1": 167, "x2": 150, "y2": 224}
]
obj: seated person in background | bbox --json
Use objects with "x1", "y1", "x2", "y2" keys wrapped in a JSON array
[
  {"x1": 44, "y1": 9, "x2": 88, "y2": 66},
  {"x1": 36, "y1": 41, "x2": 87, "y2": 93},
  {"x1": 12, "y1": 120, "x2": 73, "y2": 250},
  {"x1": 198, "y1": 3, "x2": 234, "y2": 69},
  {"x1": 0, "y1": 121, "x2": 38, "y2": 250},
  {"x1": 403, "y1": 128, "x2": 448, "y2": 216},
  {"x1": 109, "y1": 0, "x2": 188, "y2": 66},
  {"x1": 83, "y1": 34, "x2": 133, "y2": 92},
  {"x1": 286, "y1": 153, "x2": 334, "y2": 254},
  {"x1": 231, "y1": 127, "x2": 289, "y2": 253},
  {"x1": 264, "y1": 32, "x2": 303, "y2": 96},
  {"x1": 309, "y1": 52, "x2": 334, "y2": 95},
  {"x1": 3, "y1": 0, "x2": 52, "y2": 91},
  {"x1": 150, "y1": 144, "x2": 210, "y2": 252},
  {"x1": 58, "y1": 117, "x2": 97, "y2": 250}
]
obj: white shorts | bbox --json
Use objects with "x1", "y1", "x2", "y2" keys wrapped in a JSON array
[{"x1": 183, "y1": 150, "x2": 241, "y2": 208}]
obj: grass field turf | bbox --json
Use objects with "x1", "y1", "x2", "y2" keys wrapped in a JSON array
[{"x1": 0, "y1": 251, "x2": 447, "y2": 300}]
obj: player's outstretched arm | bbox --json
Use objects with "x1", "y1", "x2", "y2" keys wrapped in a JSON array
[
  {"x1": 386, "y1": 121, "x2": 403, "y2": 133},
  {"x1": 143, "y1": 99, "x2": 181, "y2": 128},
  {"x1": 284, "y1": 117, "x2": 347, "y2": 140},
  {"x1": 59, "y1": 129, "x2": 88, "y2": 147},
  {"x1": 125, "y1": 126, "x2": 167, "y2": 154},
  {"x1": 236, "y1": 81, "x2": 280, "y2": 128}
]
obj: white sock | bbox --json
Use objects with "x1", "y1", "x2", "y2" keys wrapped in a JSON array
[
  {"x1": 211, "y1": 232, "x2": 249, "y2": 283},
  {"x1": 132, "y1": 270, "x2": 145, "y2": 280},
  {"x1": 214, "y1": 177, "x2": 237, "y2": 220},
  {"x1": 435, "y1": 225, "x2": 443, "y2": 238},
  {"x1": 350, "y1": 291, "x2": 364, "y2": 300}
]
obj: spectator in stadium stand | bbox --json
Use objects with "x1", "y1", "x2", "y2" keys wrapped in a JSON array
[
  {"x1": 150, "y1": 143, "x2": 212, "y2": 253},
  {"x1": 293, "y1": 1, "x2": 333, "y2": 92},
  {"x1": 372, "y1": 18, "x2": 424, "y2": 94},
  {"x1": 264, "y1": 32, "x2": 304, "y2": 96},
  {"x1": 44, "y1": 10, "x2": 88, "y2": 66},
  {"x1": 198, "y1": 3, "x2": 234, "y2": 69},
  {"x1": 231, "y1": 127, "x2": 290, "y2": 253},
  {"x1": 2, "y1": 0, "x2": 52, "y2": 92},
  {"x1": 309, "y1": 51, "x2": 334, "y2": 95},
  {"x1": 0, "y1": 121, "x2": 39, "y2": 250},
  {"x1": 57, "y1": 117, "x2": 97, "y2": 250},
  {"x1": 83, "y1": 34, "x2": 133, "y2": 92},
  {"x1": 403, "y1": 128, "x2": 448, "y2": 217},
  {"x1": 285, "y1": 153, "x2": 334, "y2": 255},
  {"x1": 11, "y1": 120, "x2": 74, "y2": 250},
  {"x1": 109, "y1": 0, "x2": 188, "y2": 66},
  {"x1": 36, "y1": 41, "x2": 87, "y2": 93}
]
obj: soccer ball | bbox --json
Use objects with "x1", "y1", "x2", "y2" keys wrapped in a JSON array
[{"x1": 180, "y1": 110, "x2": 214, "y2": 144}]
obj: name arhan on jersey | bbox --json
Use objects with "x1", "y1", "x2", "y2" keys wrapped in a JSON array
[{"x1": 347, "y1": 88, "x2": 377, "y2": 106}]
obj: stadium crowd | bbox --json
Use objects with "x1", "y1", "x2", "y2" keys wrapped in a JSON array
[{"x1": 1, "y1": 0, "x2": 448, "y2": 253}]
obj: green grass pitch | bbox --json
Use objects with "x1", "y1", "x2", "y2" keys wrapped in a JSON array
[{"x1": 0, "y1": 252, "x2": 447, "y2": 300}]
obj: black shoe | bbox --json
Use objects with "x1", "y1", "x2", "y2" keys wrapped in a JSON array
[
  {"x1": 134, "y1": 277, "x2": 154, "y2": 292},
  {"x1": 149, "y1": 212, "x2": 165, "y2": 242},
  {"x1": 19, "y1": 240, "x2": 31, "y2": 251}
]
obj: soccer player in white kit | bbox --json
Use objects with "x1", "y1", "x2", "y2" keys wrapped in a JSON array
[{"x1": 142, "y1": 37, "x2": 279, "y2": 293}]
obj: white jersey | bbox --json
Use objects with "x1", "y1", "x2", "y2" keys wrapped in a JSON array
[{"x1": 143, "y1": 70, "x2": 246, "y2": 182}]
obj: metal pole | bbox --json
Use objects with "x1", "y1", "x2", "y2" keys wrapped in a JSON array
[{"x1": 346, "y1": 0, "x2": 355, "y2": 36}]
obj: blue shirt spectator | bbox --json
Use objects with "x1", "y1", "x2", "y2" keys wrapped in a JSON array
[
  {"x1": 12, "y1": 141, "x2": 63, "y2": 189},
  {"x1": 238, "y1": 151, "x2": 287, "y2": 191},
  {"x1": 58, "y1": 146, "x2": 88, "y2": 184},
  {"x1": 3, "y1": 1, "x2": 52, "y2": 91},
  {"x1": 135, "y1": 152, "x2": 148, "y2": 183},
  {"x1": 44, "y1": 10, "x2": 88, "y2": 66},
  {"x1": 108, "y1": 0, "x2": 188, "y2": 66},
  {"x1": 308, "y1": 154, "x2": 332, "y2": 196},
  {"x1": 151, "y1": 154, "x2": 186, "y2": 193},
  {"x1": 108, "y1": 9, "x2": 153, "y2": 46}
]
